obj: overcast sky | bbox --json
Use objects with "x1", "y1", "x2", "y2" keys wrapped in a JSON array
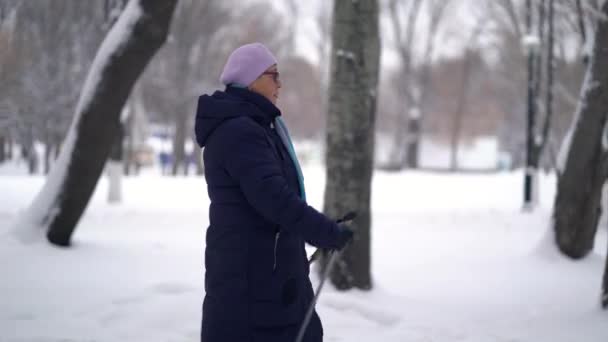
[{"x1": 270, "y1": 0, "x2": 480, "y2": 69}]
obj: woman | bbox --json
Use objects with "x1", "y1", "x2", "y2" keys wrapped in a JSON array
[{"x1": 195, "y1": 43, "x2": 353, "y2": 342}]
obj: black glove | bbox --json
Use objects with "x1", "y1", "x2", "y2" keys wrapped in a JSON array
[{"x1": 333, "y1": 224, "x2": 354, "y2": 250}]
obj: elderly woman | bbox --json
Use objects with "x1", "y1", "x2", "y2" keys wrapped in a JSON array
[{"x1": 195, "y1": 43, "x2": 353, "y2": 342}]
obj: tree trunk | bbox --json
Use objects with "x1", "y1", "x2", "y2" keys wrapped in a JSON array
[
  {"x1": 44, "y1": 139, "x2": 52, "y2": 175},
  {"x1": 527, "y1": 0, "x2": 556, "y2": 210},
  {"x1": 172, "y1": 111, "x2": 187, "y2": 176},
  {"x1": 7, "y1": 135, "x2": 13, "y2": 160},
  {"x1": 405, "y1": 115, "x2": 420, "y2": 169},
  {"x1": 387, "y1": 0, "x2": 422, "y2": 170},
  {"x1": 322, "y1": 0, "x2": 380, "y2": 290},
  {"x1": 0, "y1": 135, "x2": 5, "y2": 163},
  {"x1": 552, "y1": 1, "x2": 608, "y2": 259},
  {"x1": 23, "y1": 134, "x2": 38, "y2": 175},
  {"x1": 15, "y1": 0, "x2": 177, "y2": 246},
  {"x1": 524, "y1": 0, "x2": 538, "y2": 209},
  {"x1": 54, "y1": 140, "x2": 61, "y2": 159},
  {"x1": 449, "y1": 49, "x2": 474, "y2": 172}
]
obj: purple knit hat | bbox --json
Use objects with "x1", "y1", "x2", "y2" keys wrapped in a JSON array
[{"x1": 219, "y1": 43, "x2": 278, "y2": 86}]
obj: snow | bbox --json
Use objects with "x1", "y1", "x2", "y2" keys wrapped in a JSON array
[
  {"x1": 521, "y1": 34, "x2": 541, "y2": 51},
  {"x1": 106, "y1": 161, "x2": 123, "y2": 203},
  {"x1": 10, "y1": 0, "x2": 143, "y2": 242},
  {"x1": 556, "y1": 46, "x2": 597, "y2": 174},
  {"x1": 557, "y1": 122, "x2": 574, "y2": 174},
  {"x1": 374, "y1": 135, "x2": 500, "y2": 170},
  {"x1": 409, "y1": 107, "x2": 421, "y2": 120},
  {"x1": 336, "y1": 49, "x2": 356, "y2": 61},
  {"x1": 1, "y1": 163, "x2": 607, "y2": 341}
]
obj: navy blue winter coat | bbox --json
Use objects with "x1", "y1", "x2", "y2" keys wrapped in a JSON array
[{"x1": 195, "y1": 86, "x2": 344, "y2": 342}]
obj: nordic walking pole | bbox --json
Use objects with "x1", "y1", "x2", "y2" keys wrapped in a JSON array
[
  {"x1": 295, "y1": 211, "x2": 357, "y2": 342},
  {"x1": 295, "y1": 250, "x2": 341, "y2": 342}
]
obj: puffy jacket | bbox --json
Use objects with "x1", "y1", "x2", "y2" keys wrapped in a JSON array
[{"x1": 195, "y1": 86, "x2": 343, "y2": 342}]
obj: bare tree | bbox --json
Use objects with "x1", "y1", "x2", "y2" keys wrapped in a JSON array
[
  {"x1": 323, "y1": 0, "x2": 380, "y2": 290},
  {"x1": 387, "y1": 0, "x2": 422, "y2": 169},
  {"x1": 3, "y1": 1, "x2": 112, "y2": 174},
  {"x1": 13, "y1": 0, "x2": 178, "y2": 246},
  {"x1": 387, "y1": 0, "x2": 451, "y2": 169},
  {"x1": 279, "y1": 56, "x2": 324, "y2": 139},
  {"x1": 552, "y1": 1, "x2": 608, "y2": 259},
  {"x1": 284, "y1": 0, "x2": 299, "y2": 55},
  {"x1": 449, "y1": 21, "x2": 486, "y2": 171},
  {"x1": 315, "y1": 0, "x2": 333, "y2": 127},
  {"x1": 482, "y1": 0, "x2": 586, "y2": 175},
  {"x1": 146, "y1": 0, "x2": 231, "y2": 176}
]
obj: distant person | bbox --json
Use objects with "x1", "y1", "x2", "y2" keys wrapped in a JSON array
[
  {"x1": 194, "y1": 43, "x2": 353, "y2": 342},
  {"x1": 159, "y1": 151, "x2": 170, "y2": 175}
]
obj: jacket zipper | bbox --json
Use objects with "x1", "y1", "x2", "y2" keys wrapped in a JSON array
[{"x1": 273, "y1": 231, "x2": 280, "y2": 272}]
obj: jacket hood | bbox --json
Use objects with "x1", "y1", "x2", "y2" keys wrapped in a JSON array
[{"x1": 194, "y1": 86, "x2": 281, "y2": 147}]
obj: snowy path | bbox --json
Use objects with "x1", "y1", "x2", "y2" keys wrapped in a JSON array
[{"x1": 0, "y1": 166, "x2": 606, "y2": 341}]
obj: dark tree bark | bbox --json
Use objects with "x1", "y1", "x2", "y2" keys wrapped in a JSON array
[
  {"x1": 171, "y1": 110, "x2": 188, "y2": 176},
  {"x1": 553, "y1": 1, "x2": 608, "y2": 259},
  {"x1": 22, "y1": 130, "x2": 38, "y2": 175},
  {"x1": 109, "y1": 123, "x2": 124, "y2": 162},
  {"x1": 525, "y1": 0, "x2": 557, "y2": 209},
  {"x1": 7, "y1": 135, "x2": 13, "y2": 160},
  {"x1": 405, "y1": 115, "x2": 420, "y2": 169},
  {"x1": 25, "y1": 0, "x2": 178, "y2": 246},
  {"x1": 524, "y1": 0, "x2": 538, "y2": 208},
  {"x1": 537, "y1": 0, "x2": 555, "y2": 167},
  {"x1": 54, "y1": 141, "x2": 61, "y2": 159},
  {"x1": 44, "y1": 139, "x2": 51, "y2": 175},
  {"x1": 0, "y1": 135, "x2": 5, "y2": 163},
  {"x1": 322, "y1": 0, "x2": 380, "y2": 290}
]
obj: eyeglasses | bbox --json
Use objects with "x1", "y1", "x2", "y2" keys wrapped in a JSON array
[{"x1": 262, "y1": 71, "x2": 280, "y2": 83}]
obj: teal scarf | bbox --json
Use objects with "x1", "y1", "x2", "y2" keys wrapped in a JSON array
[
  {"x1": 274, "y1": 117, "x2": 306, "y2": 202},
  {"x1": 229, "y1": 83, "x2": 306, "y2": 202}
]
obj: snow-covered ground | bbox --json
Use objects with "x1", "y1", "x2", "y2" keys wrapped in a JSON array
[{"x1": 0, "y1": 162, "x2": 606, "y2": 342}]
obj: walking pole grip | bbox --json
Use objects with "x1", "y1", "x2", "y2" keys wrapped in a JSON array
[
  {"x1": 308, "y1": 211, "x2": 357, "y2": 264},
  {"x1": 296, "y1": 211, "x2": 357, "y2": 342}
]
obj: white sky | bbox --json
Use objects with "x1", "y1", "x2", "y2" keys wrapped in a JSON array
[{"x1": 271, "y1": 0, "x2": 480, "y2": 70}]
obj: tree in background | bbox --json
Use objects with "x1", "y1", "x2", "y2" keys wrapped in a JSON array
[
  {"x1": 138, "y1": 0, "x2": 291, "y2": 177},
  {"x1": 448, "y1": 21, "x2": 487, "y2": 171},
  {"x1": 323, "y1": 0, "x2": 380, "y2": 290},
  {"x1": 13, "y1": 0, "x2": 178, "y2": 246},
  {"x1": 314, "y1": 0, "x2": 333, "y2": 125},
  {"x1": 137, "y1": 0, "x2": 231, "y2": 176},
  {"x1": 552, "y1": 1, "x2": 607, "y2": 260},
  {"x1": 0, "y1": 5, "x2": 16, "y2": 164},
  {"x1": 386, "y1": 0, "x2": 451, "y2": 170},
  {"x1": 279, "y1": 56, "x2": 324, "y2": 139},
  {"x1": 483, "y1": 0, "x2": 587, "y2": 175},
  {"x1": 0, "y1": 0, "x2": 112, "y2": 174}
]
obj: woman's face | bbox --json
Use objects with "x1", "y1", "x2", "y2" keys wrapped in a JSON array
[{"x1": 249, "y1": 64, "x2": 281, "y2": 105}]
